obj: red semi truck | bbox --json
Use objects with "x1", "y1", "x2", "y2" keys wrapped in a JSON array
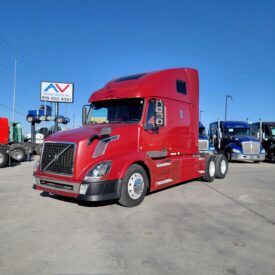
[{"x1": 33, "y1": 68, "x2": 228, "y2": 207}]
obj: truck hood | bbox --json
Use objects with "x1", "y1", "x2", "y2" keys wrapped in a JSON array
[
  {"x1": 229, "y1": 135, "x2": 259, "y2": 143},
  {"x1": 43, "y1": 123, "x2": 141, "y2": 181},
  {"x1": 199, "y1": 134, "x2": 209, "y2": 140},
  {"x1": 46, "y1": 123, "x2": 139, "y2": 143}
]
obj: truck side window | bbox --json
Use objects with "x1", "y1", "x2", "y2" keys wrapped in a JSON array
[
  {"x1": 145, "y1": 101, "x2": 155, "y2": 129},
  {"x1": 176, "y1": 80, "x2": 187, "y2": 95}
]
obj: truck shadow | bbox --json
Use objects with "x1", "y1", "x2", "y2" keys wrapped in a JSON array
[
  {"x1": 39, "y1": 178, "x2": 214, "y2": 207},
  {"x1": 39, "y1": 191, "x2": 117, "y2": 207}
]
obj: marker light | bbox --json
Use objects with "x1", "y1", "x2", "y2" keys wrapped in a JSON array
[{"x1": 79, "y1": 183, "x2": 89, "y2": 195}]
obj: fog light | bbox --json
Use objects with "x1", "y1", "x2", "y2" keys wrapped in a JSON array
[{"x1": 79, "y1": 183, "x2": 89, "y2": 195}]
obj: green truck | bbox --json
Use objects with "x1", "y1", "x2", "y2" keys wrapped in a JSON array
[{"x1": 0, "y1": 117, "x2": 33, "y2": 168}]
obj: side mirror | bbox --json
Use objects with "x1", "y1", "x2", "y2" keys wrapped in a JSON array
[
  {"x1": 155, "y1": 100, "x2": 165, "y2": 127},
  {"x1": 82, "y1": 105, "x2": 90, "y2": 125}
]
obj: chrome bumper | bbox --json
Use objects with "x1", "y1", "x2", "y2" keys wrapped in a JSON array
[
  {"x1": 33, "y1": 176, "x2": 122, "y2": 201},
  {"x1": 231, "y1": 153, "x2": 265, "y2": 161},
  {"x1": 33, "y1": 176, "x2": 80, "y2": 194}
]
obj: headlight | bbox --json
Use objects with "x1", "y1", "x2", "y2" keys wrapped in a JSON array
[
  {"x1": 232, "y1": 148, "x2": 241, "y2": 153},
  {"x1": 84, "y1": 161, "x2": 112, "y2": 181},
  {"x1": 261, "y1": 149, "x2": 266, "y2": 154}
]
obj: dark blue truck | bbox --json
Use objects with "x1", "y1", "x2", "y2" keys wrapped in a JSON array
[
  {"x1": 199, "y1": 122, "x2": 215, "y2": 154},
  {"x1": 250, "y1": 121, "x2": 275, "y2": 163},
  {"x1": 209, "y1": 121, "x2": 265, "y2": 162}
]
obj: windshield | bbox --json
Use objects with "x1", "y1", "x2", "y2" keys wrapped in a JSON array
[
  {"x1": 199, "y1": 127, "x2": 206, "y2": 135},
  {"x1": 225, "y1": 127, "x2": 250, "y2": 137},
  {"x1": 86, "y1": 98, "x2": 144, "y2": 124},
  {"x1": 271, "y1": 128, "x2": 275, "y2": 137}
]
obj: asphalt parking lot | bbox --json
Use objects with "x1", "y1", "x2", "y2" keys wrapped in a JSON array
[{"x1": 0, "y1": 158, "x2": 275, "y2": 275}]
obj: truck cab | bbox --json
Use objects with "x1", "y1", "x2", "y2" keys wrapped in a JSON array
[
  {"x1": 250, "y1": 122, "x2": 275, "y2": 162},
  {"x1": 198, "y1": 122, "x2": 215, "y2": 155},
  {"x1": 33, "y1": 68, "x2": 228, "y2": 206},
  {"x1": 209, "y1": 121, "x2": 265, "y2": 162}
]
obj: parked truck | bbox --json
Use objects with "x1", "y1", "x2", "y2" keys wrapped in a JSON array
[
  {"x1": 199, "y1": 122, "x2": 215, "y2": 155},
  {"x1": 250, "y1": 121, "x2": 275, "y2": 162},
  {"x1": 209, "y1": 120, "x2": 265, "y2": 162},
  {"x1": 33, "y1": 68, "x2": 228, "y2": 207},
  {"x1": 0, "y1": 117, "x2": 33, "y2": 168}
]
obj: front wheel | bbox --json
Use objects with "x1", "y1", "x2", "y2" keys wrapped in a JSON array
[
  {"x1": 269, "y1": 152, "x2": 275, "y2": 163},
  {"x1": 118, "y1": 164, "x2": 149, "y2": 207},
  {"x1": 225, "y1": 150, "x2": 231, "y2": 161}
]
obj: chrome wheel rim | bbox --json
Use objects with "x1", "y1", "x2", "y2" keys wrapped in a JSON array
[
  {"x1": 128, "y1": 172, "x2": 144, "y2": 200},
  {"x1": 221, "y1": 160, "x2": 227, "y2": 174},
  {"x1": 12, "y1": 150, "x2": 23, "y2": 161},
  {"x1": 209, "y1": 161, "x2": 215, "y2": 177},
  {"x1": 0, "y1": 153, "x2": 3, "y2": 164}
]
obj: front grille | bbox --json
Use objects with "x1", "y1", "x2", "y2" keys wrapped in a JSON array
[
  {"x1": 40, "y1": 142, "x2": 75, "y2": 175},
  {"x1": 199, "y1": 140, "x2": 209, "y2": 151},
  {"x1": 242, "y1": 141, "x2": 260, "y2": 155}
]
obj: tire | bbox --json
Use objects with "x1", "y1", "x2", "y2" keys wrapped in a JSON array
[
  {"x1": 26, "y1": 115, "x2": 35, "y2": 123},
  {"x1": 215, "y1": 154, "x2": 228, "y2": 179},
  {"x1": 269, "y1": 152, "x2": 275, "y2": 163},
  {"x1": 118, "y1": 164, "x2": 149, "y2": 207},
  {"x1": 0, "y1": 148, "x2": 8, "y2": 168},
  {"x1": 35, "y1": 144, "x2": 43, "y2": 156},
  {"x1": 10, "y1": 145, "x2": 27, "y2": 162},
  {"x1": 202, "y1": 155, "x2": 216, "y2": 182},
  {"x1": 225, "y1": 150, "x2": 231, "y2": 161}
]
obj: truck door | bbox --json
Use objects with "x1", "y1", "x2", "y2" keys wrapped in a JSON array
[{"x1": 141, "y1": 99, "x2": 180, "y2": 188}]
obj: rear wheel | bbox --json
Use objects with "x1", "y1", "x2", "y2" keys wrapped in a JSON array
[
  {"x1": 215, "y1": 154, "x2": 228, "y2": 179},
  {"x1": 0, "y1": 148, "x2": 8, "y2": 168},
  {"x1": 10, "y1": 145, "x2": 27, "y2": 162},
  {"x1": 202, "y1": 155, "x2": 216, "y2": 182},
  {"x1": 118, "y1": 164, "x2": 149, "y2": 207}
]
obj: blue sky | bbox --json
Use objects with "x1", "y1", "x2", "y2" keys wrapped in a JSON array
[{"x1": 0, "y1": 0, "x2": 274, "y2": 133}]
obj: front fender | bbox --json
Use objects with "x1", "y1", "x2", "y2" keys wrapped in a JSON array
[
  {"x1": 225, "y1": 143, "x2": 241, "y2": 153},
  {"x1": 106, "y1": 151, "x2": 146, "y2": 180}
]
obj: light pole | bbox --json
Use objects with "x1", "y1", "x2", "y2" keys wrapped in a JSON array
[
  {"x1": 225, "y1": 94, "x2": 233, "y2": 121},
  {"x1": 12, "y1": 56, "x2": 18, "y2": 121},
  {"x1": 200, "y1": 110, "x2": 204, "y2": 122}
]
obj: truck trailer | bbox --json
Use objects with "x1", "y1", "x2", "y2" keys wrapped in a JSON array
[
  {"x1": 33, "y1": 68, "x2": 228, "y2": 207},
  {"x1": 209, "y1": 120, "x2": 265, "y2": 162}
]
